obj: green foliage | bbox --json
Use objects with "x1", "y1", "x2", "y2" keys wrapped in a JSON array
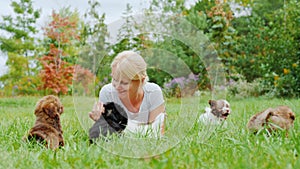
[
  {"x1": 103, "y1": 0, "x2": 235, "y2": 96},
  {"x1": 227, "y1": 74, "x2": 262, "y2": 98},
  {"x1": 273, "y1": 63, "x2": 300, "y2": 98},
  {"x1": 201, "y1": 1, "x2": 237, "y2": 81},
  {"x1": 251, "y1": 0, "x2": 285, "y2": 21},
  {"x1": 112, "y1": 4, "x2": 148, "y2": 54},
  {"x1": 231, "y1": 16, "x2": 269, "y2": 81},
  {"x1": 144, "y1": 37, "x2": 210, "y2": 91},
  {"x1": 184, "y1": 9, "x2": 208, "y2": 31},
  {"x1": 1, "y1": 0, "x2": 300, "y2": 98},
  {"x1": 1, "y1": 52, "x2": 28, "y2": 81},
  {"x1": 145, "y1": 0, "x2": 236, "y2": 93},
  {"x1": 231, "y1": 0, "x2": 300, "y2": 97},
  {"x1": 0, "y1": 76, "x2": 42, "y2": 96},
  {"x1": 0, "y1": 0, "x2": 41, "y2": 95},
  {"x1": 80, "y1": 0, "x2": 110, "y2": 95}
]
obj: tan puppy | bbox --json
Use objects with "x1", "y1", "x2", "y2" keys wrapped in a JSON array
[
  {"x1": 247, "y1": 105, "x2": 295, "y2": 135},
  {"x1": 24, "y1": 95, "x2": 64, "y2": 149}
]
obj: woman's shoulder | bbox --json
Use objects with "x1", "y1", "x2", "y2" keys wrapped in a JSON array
[
  {"x1": 144, "y1": 82, "x2": 162, "y2": 92},
  {"x1": 100, "y1": 83, "x2": 114, "y2": 93},
  {"x1": 99, "y1": 83, "x2": 117, "y2": 103}
]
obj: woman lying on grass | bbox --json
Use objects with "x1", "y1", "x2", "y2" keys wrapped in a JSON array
[{"x1": 88, "y1": 50, "x2": 166, "y2": 138}]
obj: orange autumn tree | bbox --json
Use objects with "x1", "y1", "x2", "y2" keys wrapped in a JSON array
[{"x1": 39, "y1": 10, "x2": 81, "y2": 95}]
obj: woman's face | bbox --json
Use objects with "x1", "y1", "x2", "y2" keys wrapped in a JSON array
[
  {"x1": 112, "y1": 77, "x2": 142, "y2": 98},
  {"x1": 112, "y1": 76, "x2": 130, "y2": 94},
  {"x1": 112, "y1": 68, "x2": 141, "y2": 98}
]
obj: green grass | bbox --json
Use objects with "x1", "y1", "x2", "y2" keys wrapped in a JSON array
[{"x1": 0, "y1": 95, "x2": 300, "y2": 168}]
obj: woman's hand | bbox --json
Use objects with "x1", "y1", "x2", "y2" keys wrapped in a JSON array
[{"x1": 88, "y1": 101, "x2": 105, "y2": 121}]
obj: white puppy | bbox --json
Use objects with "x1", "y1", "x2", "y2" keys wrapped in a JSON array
[{"x1": 198, "y1": 100, "x2": 231, "y2": 126}]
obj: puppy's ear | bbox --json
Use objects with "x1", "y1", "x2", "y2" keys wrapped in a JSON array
[
  {"x1": 264, "y1": 110, "x2": 274, "y2": 124},
  {"x1": 289, "y1": 112, "x2": 295, "y2": 120},
  {"x1": 209, "y1": 100, "x2": 216, "y2": 107},
  {"x1": 59, "y1": 106, "x2": 64, "y2": 115},
  {"x1": 43, "y1": 103, "x2": 58, "y2": 118}
]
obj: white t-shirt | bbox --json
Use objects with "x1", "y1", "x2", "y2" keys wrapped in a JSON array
[{"x1": 99, "y1": 82, "x2": 165, "y2": 123}]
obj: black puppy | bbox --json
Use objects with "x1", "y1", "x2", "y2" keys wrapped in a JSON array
[{"x1": 89, "y1": 102, "x2": 128, "y2": 143}]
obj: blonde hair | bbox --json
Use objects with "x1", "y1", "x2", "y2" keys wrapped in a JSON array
[{"x1": 111, "y1": 51, "x2": 149, "y2": 84}]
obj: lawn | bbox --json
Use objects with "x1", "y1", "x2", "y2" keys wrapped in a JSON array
[{"x1": 0, "y1": 95, "x2": 299, "y2": 168}]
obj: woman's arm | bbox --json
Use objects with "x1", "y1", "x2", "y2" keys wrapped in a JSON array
[
  {"x1": 148, "y1": 104, "x2": 165, "y2": 123},
  {"x1": 148, "y1": 103, "x2": 166, "y2": 135},
  {"x1": 146, "y1": 83, "x2": 166, "y2": 135}
]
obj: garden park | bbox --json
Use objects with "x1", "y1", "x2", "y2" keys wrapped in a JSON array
[{"x1": 0, "y1": 0, "x2": 299, "y2": 168}]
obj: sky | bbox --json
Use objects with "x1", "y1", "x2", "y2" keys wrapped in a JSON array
[{"x1": 0, "y1": 0, "x2": 153, "y2": 25}]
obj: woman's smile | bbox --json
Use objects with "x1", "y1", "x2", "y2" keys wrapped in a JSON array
[{"x1": 117, "y1": 89, "x2": 127, "y2": 95}]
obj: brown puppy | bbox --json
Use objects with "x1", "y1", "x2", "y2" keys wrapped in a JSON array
[
  {"x1": 24, "y1": 95, "x2": 64, "y2": 149},
  {"x1": 247, "y1": 105, "x2": 295, "y2": 135}
]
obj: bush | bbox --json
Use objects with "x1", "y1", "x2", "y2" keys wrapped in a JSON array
[
  {"x1": 163, "y1": 73, "x2": 199, "y2": 98},
  {"x1": 227, "y1": 75, "x2": 263, "y2": 99},
  {"x1": 272, "y1": 62, "x2": 300, "y2": 97},
  {"x1": 0, "y1": 76, "x2": 42, "y2": 96},
  {"x1": 231, "y1": 0, "x2": 300, "y2": 98}
]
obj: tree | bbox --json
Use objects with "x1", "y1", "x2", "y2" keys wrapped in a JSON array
[
  {"x1": 79, "y1": 0, "x2": 110, "y2": 95},
  {"x1": 0, "y1": 0, "x2": 41, "y2": 95},
  {"x1": 113, "y1": 4, "x2": 137, "y2": 53},
  {"x1": 39, "y1": 9, "x2": 81, "y2": 95}
]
